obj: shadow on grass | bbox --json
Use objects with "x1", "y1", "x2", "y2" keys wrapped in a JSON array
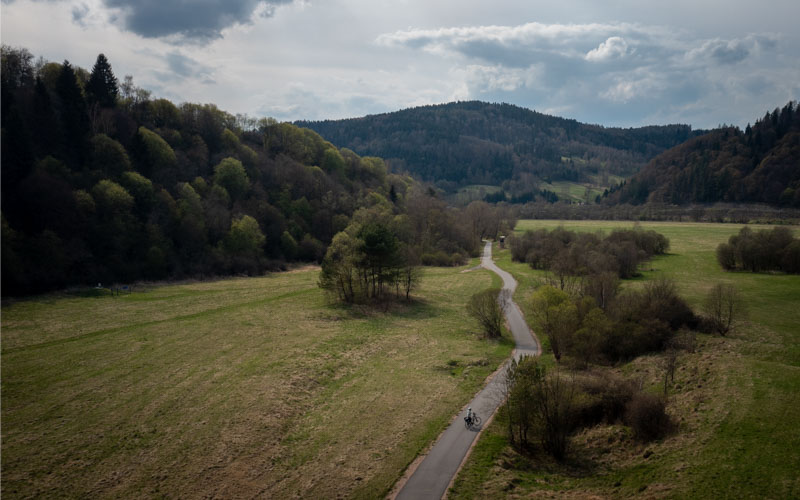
[
  {"x1": 499, "y1": 441, "x2": 600, "y2": 480},
  {"x1": 322, "y1": 296, "x2": 443, "y2": 321}
]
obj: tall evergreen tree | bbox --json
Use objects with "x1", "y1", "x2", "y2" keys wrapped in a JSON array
[
  {"x1": 87, "y1": 53, "x2": 118, "y2": 108},
  {"x1": 32, "y1": 76, "x2": 62, "y2": 159},
  {"x1": 56, "y1": 60, "x2": 90, "y2": 167}
]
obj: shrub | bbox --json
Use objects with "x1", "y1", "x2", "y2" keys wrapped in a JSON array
[
  {"x1": 509, "y1": 226, "x2": 670, "y2": 280},
  {"x1": 573, "y1": 371, "x2": 639, "y2": 427},
  {"x1": 718, "y1": 226, "x2": 799, "y2": 273},
  {"x1": 421, "y1": 251, "x2": 452, "y2": 266},
  {"x1": 703, "y1": 283, "x2": 745, "y2": 336},
  {"x1": 466, "y1": 288, "x2": 504, "y2": 338},
  {"x1": 641, "y1": 277, "x2": 697, "y2": 331},
  {"x1": 782, "y1": 240, "x2": 800, "y2": 273},
  {"x1": 504, "y1": 357, "x2": 577, "y2": 460},
  {"x1": 624, "y1": 392, "x2": 672, "y2": 441},
  {"x1": 716, "y1": 242, "x2": 736, "y2": 270}
]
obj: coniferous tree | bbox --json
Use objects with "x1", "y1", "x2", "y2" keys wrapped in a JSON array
[
  {"x1": 32, "y1": 76, "x2": 62, "y2": 159},
  {"x1": 56, "y1": 60, "x2": 90, "y2": 167},
  {"x1": 87, "y1": 53, "x2": 118, "y2": 108}
]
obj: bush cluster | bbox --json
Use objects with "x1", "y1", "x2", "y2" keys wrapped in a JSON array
[
  {"x1": 466, "y1": 288, "x2": 504, "y2": 338},
  {"x1": 624, "y1": 392, "x2": 673, "y2": 441},
  {"x1": 531, "y1": 278, "x2": 696, "y2": 365},
  {"x1": 716, "y1": 226, "x2": 800, "y2": 273},
  {"x1": 574, "y1": 371, "x2": 672, "y2": 442},
  {"x1": 504, "y1": 359, "x2": 673, "y2": 461},
  {"x1": 421, "y1": 250, "x2": 467, "y2": 267},
  {"x1": 318, "y1": 210, "x2": 421, "y2": 304},
  {"x1": 508, "y1": 226, "x2": 669, "y2": 279}
]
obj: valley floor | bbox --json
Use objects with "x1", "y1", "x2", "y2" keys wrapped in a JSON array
[
  {"x1": 449, "y1": 220, "x2": 800, "y2": 499},
  {"x1": 1, "y1": 263, "x2": 512, "y2": 498}
]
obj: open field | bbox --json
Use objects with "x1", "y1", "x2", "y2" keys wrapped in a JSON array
[
  {"x1": 451, "y1": 220, "x2": 800, "y2": 498},
  {"x1": 539, "y1": 180, "x2": 605, "y2": 203},
  {"x1": 448, "y1": 184, "x2": 504, "y2": 205},
  {"x1": 1, "y1": 263, "x2": 512, "y2": 498},
  {"x1": 448, "y1": 179, "x2": 617, "y2": 205}
]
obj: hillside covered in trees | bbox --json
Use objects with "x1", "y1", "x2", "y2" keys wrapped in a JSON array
[
  {"x1": 297, "y1": 101, "x2": 701, "y2": 194},
  {"x1": 604, "y1": 102, "x2": 800, "y2": 206},
  {"x1": 1, "y1": 47, "x2": 504, "y2": 296}
]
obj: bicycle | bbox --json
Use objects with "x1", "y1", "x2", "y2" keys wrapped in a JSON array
[{"x1": 464, "y1": 413, "x2": 482, "y2": 429}]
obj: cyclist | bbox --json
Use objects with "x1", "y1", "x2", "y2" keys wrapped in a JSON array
[{"x1": 464, "y1": 407, "x2": 473, "y2": 426}]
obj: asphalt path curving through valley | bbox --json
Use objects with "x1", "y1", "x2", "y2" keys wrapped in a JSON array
[{"x1": 394, "y1": 241, "x2": 540, "y2": 500}]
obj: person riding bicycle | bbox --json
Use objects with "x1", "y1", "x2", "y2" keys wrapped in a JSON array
[{"x1": 464, "y1": 407, "x2": 473, "y2": 425}]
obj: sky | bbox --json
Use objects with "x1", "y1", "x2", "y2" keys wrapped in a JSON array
[{"x1": 2, "y1": 0, "x2": 799, "y2": 129}]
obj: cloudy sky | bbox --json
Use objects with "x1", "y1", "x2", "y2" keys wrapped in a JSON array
[{"x1": 2, "y1": 0, "x2": 799, "y2": 128}]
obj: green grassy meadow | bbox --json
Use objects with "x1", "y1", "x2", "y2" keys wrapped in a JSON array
[
  {"x1": 449, "y1": 178, "x2": 618, "y2": 205},
  {"x1": 1, "y1": 263, "x2": 513, "y2": 498},
  {"x1": 451, "y1": 220, "x2": 800, "y2": 499},
  {"x1": 449, "y1": 184, "x2": 503, "y2": 205},
  {"x1": 539, "y1": 180, "x2": 605, "y2": 203}
]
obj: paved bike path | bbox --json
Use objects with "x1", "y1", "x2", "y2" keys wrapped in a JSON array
[{"x1": 395, "y1": 241, "x2": 539, "y2": 499}]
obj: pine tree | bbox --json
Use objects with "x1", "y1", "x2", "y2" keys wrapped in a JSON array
[
  {"x1": 32, "y1": 76, "x2": 62, "y2": 158},
  {"x1": 87, "y1": 53, "x2": 118, "y2": 108},
  {"x1": 56, "y1": 60, "x2": 90, "y2": 167}
]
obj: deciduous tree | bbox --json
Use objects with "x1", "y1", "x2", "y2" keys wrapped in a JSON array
[
  {"x1": 703, "y1": 283, "x2": 744, "y2": 335},
  {"x1": 466, "y1": 288, "x2": 505, "y2": 338}
]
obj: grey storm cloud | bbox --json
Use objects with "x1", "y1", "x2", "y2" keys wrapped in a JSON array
[
  {"x1": 71, "y1": 3, "x2": 89, "y2": 26},
  {"x1": 102, "y1": 0, "x2": 292, "y2": 42},
  {"x1": 711, "y1": 41, "x2": 750, "y2": 64},
  {"x1": 154, "y1": 51, "x2": 216, "y2": 84}
]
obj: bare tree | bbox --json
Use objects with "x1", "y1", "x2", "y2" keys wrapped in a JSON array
[
  {"x1": 703, "y1": 283, "x2": 745, "y2": 335},
  {"x1": 530, "y1": 286, "x2": 578, "y2": 362},
  {"x1": 503, "y1": 357, "x2": 576, "y2": 460},
  {"x1": 466, "y1": 288, "x2": 506, "y2": 338},
  {"x1": 503, "y1": 356, "x2": 543, "y2": 448},
  {"x1": 535, "y1": 368, "x2": 577, "y2": 460},
  {"x1": 662, "y1": 347, "x2": 678, "y2": 395}
]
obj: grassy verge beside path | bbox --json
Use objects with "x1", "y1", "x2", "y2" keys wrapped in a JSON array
[
  {"x1": 450, "y1": 220, "x2": 800, "y2": 499},
  {"x1": 2, "y1": 262, "x2": 513, "y2": 499}
]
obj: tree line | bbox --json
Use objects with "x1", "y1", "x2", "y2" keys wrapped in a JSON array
[
  {"x1": 0, "y1": 46, "x2": 516, "y2": 296},
  {"x1": 513, "y1": 199, "x2": 800, "y2": 224},
  {"x1": 604, "y1": 101, "x2": 800, "y2": 206},
  {"x1": 297, "y1": 101, "x2": 698, "y2": 195},
  {"x1": 507, "y1": 226, "x2": 669, "y2": 282},
  {"x1": 716, "y1": 226, "x2": 800, "y2": 273}
]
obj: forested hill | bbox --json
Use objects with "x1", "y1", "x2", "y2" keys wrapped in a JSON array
[
  {"x1": 604, "y1": 102, "x2": 800, "y2": 206},
  {"x1": 1, "y1": 47, "x2": 487, "y2": 296},
  {"x1": 297, "y1": 101, "x2": 700, "y2": 189}
]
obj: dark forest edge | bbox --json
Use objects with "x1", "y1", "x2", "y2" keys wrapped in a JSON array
[
  {"x1": 3, "y1": 46, "x2": 798, "y2": 298},
  {"x1": 602, "y1": 101, "x2": 800, "y2": 207},
  {"x1": 298, "y1": 98, "x2": 799, "y2": 214},
  {"x1": 1, "y1": 47, "x2": 516, "y2": 297}
]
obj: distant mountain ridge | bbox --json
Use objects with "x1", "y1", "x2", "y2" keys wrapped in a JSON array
[
  {"x1": 297, "y1": 101, "x2": 702, "y2": 192},
  {"x1": 605, "y1": 102, "x2": 800, "y2": 207}
]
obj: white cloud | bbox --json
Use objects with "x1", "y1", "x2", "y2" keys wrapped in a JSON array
[
  {"x1": 1, "y1": 0, "x2": 798, "y2": 128},
  {"x1": 585, "y1": 36, "x2": 630, "y2": 62},
  {"x1": 376, "y1": 20, "x2": 799, "y2": 127}
]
